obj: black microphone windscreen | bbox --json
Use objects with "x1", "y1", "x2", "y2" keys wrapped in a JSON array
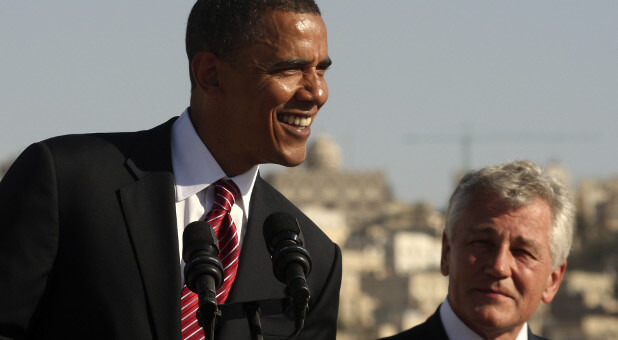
[
  {"x1": 182, "y1": 221, "x2": 219, "y2": 261},
  {"x1": 263, "y1": 212, "x2": 300, "y2": 244}
]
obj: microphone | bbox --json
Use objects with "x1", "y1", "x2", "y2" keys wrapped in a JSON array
[
  {"x1": 263, "y1": 212, "x2": 312, "y2": 338},
  {"x1": 183, "y1": 221, "x2": 224, "y2": 339}
]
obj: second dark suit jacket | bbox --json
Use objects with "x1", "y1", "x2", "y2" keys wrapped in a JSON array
[
  {"x1": 379, "y1": 306, "x2": 548, "y2": 340},
  {"x1": 0, "y1": 118, "x2": 342, "y2": 339}
]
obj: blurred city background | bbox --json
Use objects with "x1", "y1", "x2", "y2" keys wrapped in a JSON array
[
  {"x1": 1, "y1": 1, "x2": 617, "y2": 339},
  {"x1": 265, "y1": 136, "x2": 618, "y2": 339}
]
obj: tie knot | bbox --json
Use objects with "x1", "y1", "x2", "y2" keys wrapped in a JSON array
[{"x1": 212, "y1": 179, "x2": 240, "y2": 212}]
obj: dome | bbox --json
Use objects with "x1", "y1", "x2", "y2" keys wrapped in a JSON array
[{"x1": 306, "y1": 134, "x2": 341, "y2": 170}]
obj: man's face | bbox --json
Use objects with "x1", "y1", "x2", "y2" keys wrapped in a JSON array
[
  {"x1": 214, "y1": 11, "x2": 330, "y2": 172},
  {"x1": 441, "y1": 193, "x2": 566, "y2": 338}
]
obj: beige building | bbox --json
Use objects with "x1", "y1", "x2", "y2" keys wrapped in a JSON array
[
  {"x1": 392, "y1": 232, "x2": 441, "y2": 276},
  {"x1": 265, "y1": 134, "x2": 392, "y2": 232}
]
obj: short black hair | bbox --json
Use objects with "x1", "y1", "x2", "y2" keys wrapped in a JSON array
[{"x1": 186, "y1": 0, "x2": 321, "y2": 90}]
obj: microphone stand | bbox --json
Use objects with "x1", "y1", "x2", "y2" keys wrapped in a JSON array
[
  {"x1": 215, "y1": 296, "x2": 310, "y2": 339},
  {"x1": 286, "y1": 276, "x2": 310, "y2": 339},
  {"x1": 218, "y1": 298, "x2": 292, "y2": 339},
  {"x1": 245, "y1": 302, "x2": 264, "y2": 340},
  {"x1": 195, "y1": 275, "x2": 220, "y2": 340}
]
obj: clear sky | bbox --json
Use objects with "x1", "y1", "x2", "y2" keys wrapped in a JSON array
[{"x1": 1, "y1": 1, "x2": 616, "y2": 209}]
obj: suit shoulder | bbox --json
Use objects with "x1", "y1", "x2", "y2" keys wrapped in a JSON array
[
  {"x1": 34, "y1": 118, "x2": 176, "y2": 172},
  {"x1": 379, "y1": 308, "x2": 447, "y2": 340},
  {"x1": 528, "y1": 328, "x2": 549, "y2": 340},
  {"x1": 255, "y1": 176, "x2": 336, "y2": 247},
  {"x1": 40, "y1": 117, "x2": 176, "y2": 158},
  {"x1": 379, "y1": 324, "x2": 435, "y2": 340}
]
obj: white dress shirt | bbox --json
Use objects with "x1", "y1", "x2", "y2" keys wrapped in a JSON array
[
  {"x1": 440, "y1": 297, "x2": 528, "y2": 340},
  {"x1": 170, "y1": 108, "x2": 259, "y2": 284}
]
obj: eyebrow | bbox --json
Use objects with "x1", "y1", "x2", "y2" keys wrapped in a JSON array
[
  {"x1": 271, "y1": 57, "x2": 333, "y2": 69},
  {"x1": 468, "y1": 225, "x2": 542, "y2": 256},
  {"x1": 467, "y1": 225, "x2": 498, "y2": 236},
  {"x1": 319, "y1": 57, "x2": 333, "y2": 69}
]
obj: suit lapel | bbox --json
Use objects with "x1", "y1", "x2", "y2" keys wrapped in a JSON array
[
  {"x1": 119, "y1": 119, "x2": 181, "y2": 340},
  {"x1": 528, "y1": 326, "x2": 547, "y2": 340},
  {"x1": 227, "y1": 175, "x2": 286, "y2": 302},
  {"x1": 426, "y1": 307, "x2": 449, "y2": 339}
]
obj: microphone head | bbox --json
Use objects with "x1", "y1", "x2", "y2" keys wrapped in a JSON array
[
  {"x1": 263, "y1": 212, "x2": 312, "y2": 282},
  {"x1": 263, "y1": 212, "x2": 303, "y2": 254},
  {"x1": 182, "y1": 221, "x2": 219, "y2": 262}
]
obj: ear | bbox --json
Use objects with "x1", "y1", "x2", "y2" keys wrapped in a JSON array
[
  {"x1": 541, "y1": 261, "x2": 567, "y2": 303},
  {"x1": 190, "y1": 51, "x2": 221, "y2": 94},
  {"x1": 440, "y1": 231, "x2": 450, "y2": 276}
]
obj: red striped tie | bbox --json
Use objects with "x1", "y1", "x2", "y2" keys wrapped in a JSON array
[{"x1": 181, "y1": 179, "x2": 241, "y2": 340}]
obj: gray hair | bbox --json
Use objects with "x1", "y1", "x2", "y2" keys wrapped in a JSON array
[{"x1": 444, "y1": 160, "x2": 574, "y2": 270}]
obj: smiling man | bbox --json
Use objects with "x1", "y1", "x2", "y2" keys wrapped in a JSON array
[
  {"x1": 381, "y1": 160, "x2": 574, "y2": 340},
  {"x1": 188, "y1": 5, "x2": 332, "y2": 176},
  {"x1": 0, "y1": 1, "x2": 341, "y2": 339}
]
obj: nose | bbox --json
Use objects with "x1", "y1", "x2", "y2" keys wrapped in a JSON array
[
  {"x1": 484, "y1": 245, "x2": 512, "y2": 278},
  {"x1": 296, "y1": 69, "x2": 328, "y2": 107}
]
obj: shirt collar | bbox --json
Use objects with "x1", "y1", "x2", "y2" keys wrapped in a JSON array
[
  {"x1": 440, "y1": 297, "x2": 528, "y2": 340},
  {"x1": 170, "y1": 108, "x2": 259, "y2": 204}
]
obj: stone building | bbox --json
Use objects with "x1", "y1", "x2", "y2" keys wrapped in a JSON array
[
  {"x1": 576, "y1": 176, "x2": 618, "y2": 239},
  {"x1": 265, "y1": 134, "x2": 392, "y2": 231},
  {"x1": 392, "y1": 232, "x2": 441, "y2": 276},
  {"x1": 547, "y1": 271, "x2": 618, "y2": 339}
]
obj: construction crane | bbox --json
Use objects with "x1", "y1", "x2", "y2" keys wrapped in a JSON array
[{"x1": 404, "y1": 127, "x2": 596, "y2": 172}]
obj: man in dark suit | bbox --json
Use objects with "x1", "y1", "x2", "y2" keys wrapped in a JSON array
[
  {"x1": 381, "y1": 160, "x2": 574, "y2": 340},
  {"x1": 0, "y1": 1, "x2": 341, "y2": 339}
]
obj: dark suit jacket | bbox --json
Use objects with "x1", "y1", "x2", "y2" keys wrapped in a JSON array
[
  {"x1": 0, "y1": 118, "x2": 341, "y2": 339},
  {"x1": 379, "y1": 306, "x2": 548, "y2": 340}
]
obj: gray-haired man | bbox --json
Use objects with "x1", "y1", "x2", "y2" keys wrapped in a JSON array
[{"x1": 382, "y1": 160, "x2": 574, "y2": 340}]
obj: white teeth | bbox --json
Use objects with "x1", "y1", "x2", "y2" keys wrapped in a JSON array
[{"x1": 278, "y1": 115, "x2": 312, "y2": 127}]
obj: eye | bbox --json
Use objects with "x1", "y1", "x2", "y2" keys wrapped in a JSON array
[
  {"x1": 273, "y1": 67, "x2": 302, "y2": 77},
  {"x1": 469, "y1": 239, "x2": 492, "y2": 247},
  {"x1": 316, "y1": 64, "x2": 330, "y2": 74},
  {"x1": 512, "y1": 248, "x2": 535, "y2": 259},
  {"x1": 264, "y1": 63, "x2": 302, "y2": 77}
]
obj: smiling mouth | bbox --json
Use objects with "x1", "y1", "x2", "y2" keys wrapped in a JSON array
[{"x1": 277, "y1": 114, "x2": 312, "y2": 129}]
